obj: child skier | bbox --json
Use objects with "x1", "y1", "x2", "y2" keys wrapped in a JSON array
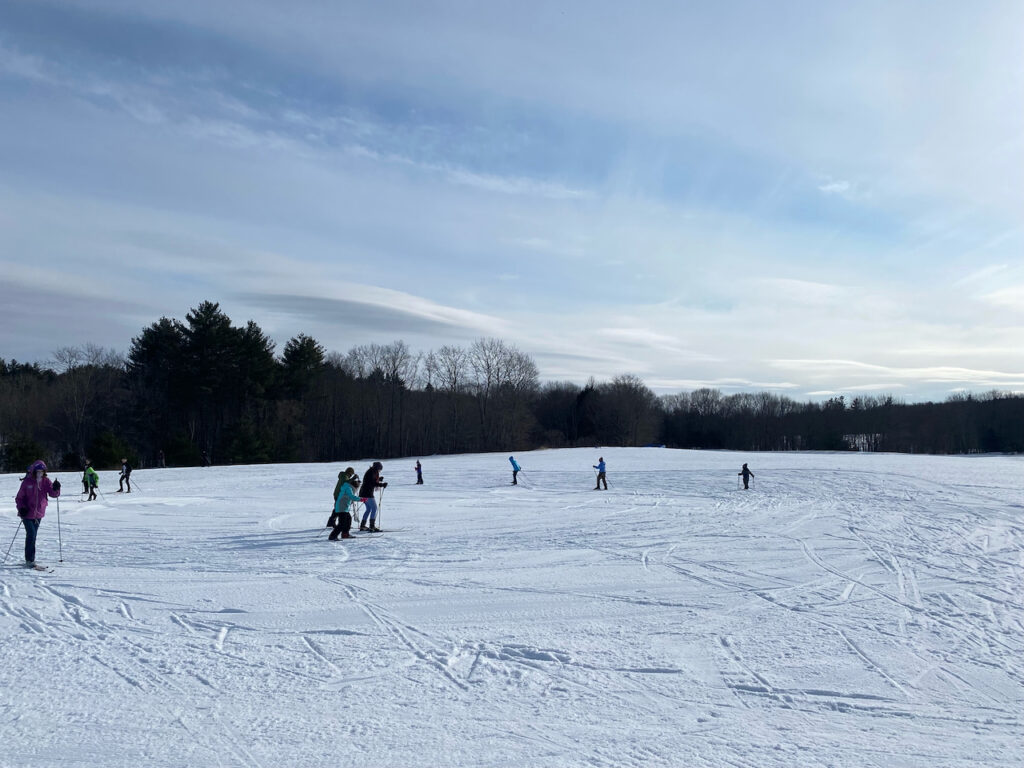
[
  {"x1": 84, "y1": 462, "x2": 99, "y2": 501},
  {"x1": 329, "y1": 473, "x2": 360, "y2": 540}
]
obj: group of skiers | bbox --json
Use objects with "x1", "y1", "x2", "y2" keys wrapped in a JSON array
[
  {"x1": 326, "y1": 462, "x2": 389, "y2": 539},
  {"x1": 9, "y1": 454, "x2": 757, "y2": 567},
  {"x1": 76, "y1": 459, "x2": 132, "y2": 500}
]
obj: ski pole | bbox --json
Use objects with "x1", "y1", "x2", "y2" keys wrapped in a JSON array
[
  {"x1": 378, "y1": 486, "x2": 385, "y2": 529},
  {"x1": 3, "y1": 520, "x2": 21, "y2": 565},
  {"x1": 56, "y1": 496, "x2": 63, "y2": 563}
]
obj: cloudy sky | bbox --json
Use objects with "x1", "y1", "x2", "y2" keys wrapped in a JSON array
[{"x1": 1, "y1": 1, "x2": 1022, "y2": 400}]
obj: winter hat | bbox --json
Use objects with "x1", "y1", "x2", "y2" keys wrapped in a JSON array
[
  {"x1": 373, "y1": 461, "x2": 383, "y2": 470},
  {"x1": 28, "y1": 460, "x2": 47, "y2": 473},
  {"x1": 345, "y1": 467, "x2": 356, "y2": 476}
]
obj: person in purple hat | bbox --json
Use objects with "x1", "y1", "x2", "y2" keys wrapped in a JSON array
[{"x1": 14, "y1": 460, "x2": 61, "y2": 568}]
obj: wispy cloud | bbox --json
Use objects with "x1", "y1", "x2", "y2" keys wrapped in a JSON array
[{"x1": 818, "y1": 179, "x2": 851, "y2": 196}]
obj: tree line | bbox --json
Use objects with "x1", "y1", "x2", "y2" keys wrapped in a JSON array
[{"x1": 2, "y1": 301, "x2": 1023, "y2": 472}]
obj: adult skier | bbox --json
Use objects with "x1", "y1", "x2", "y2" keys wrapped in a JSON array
[
  {"x1": 84, "y1": 462, "x2": 99, "y2": 501},
  {"x1": 509, "y1": 456, "x2": 521, "y2": 485},
  {"x1": 593, "y1": 457, "x2": 607, "y2": 490},
  {"x1": 14, "y1": 460, "x2": 61, "y2": 568},
  {"x1": 329, "y1": 473, "x2": 360, "y2": 540},
  {"x1": 415, "y1": 460, "x2": 423, "y2": 485},
  {"x1": 117, "y1": 458, "x2": 132, "y2": 493},
  {"x1": 739, "y1": 463, "x2": 755, "y2": 490},
  {"x1": 359, "y1": 462, "x2": 387, "y2": 532}
]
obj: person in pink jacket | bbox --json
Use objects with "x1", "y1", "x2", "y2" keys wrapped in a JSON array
[{"x1": 14, "y1": 459, "x2": 61, "y2": 567}]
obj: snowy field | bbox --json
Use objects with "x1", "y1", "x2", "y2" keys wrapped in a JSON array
[{"x1": 1, "y1": 448, "x2": 1022, "y2": 768}]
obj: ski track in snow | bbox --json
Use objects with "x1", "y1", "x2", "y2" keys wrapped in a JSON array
[{"x1": 1, "y1": 448, "x2": 1022, "y2": 767}]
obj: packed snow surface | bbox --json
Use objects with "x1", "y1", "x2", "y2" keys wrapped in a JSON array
[{"x1": 2, "y1": 448, "x2": 1022, "y2": 767}]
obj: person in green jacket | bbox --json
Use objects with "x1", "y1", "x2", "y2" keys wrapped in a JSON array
[{"x1": 84, "y1": 462, "x2": 99, "y2": 501}]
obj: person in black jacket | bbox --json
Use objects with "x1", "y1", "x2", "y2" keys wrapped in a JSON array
[
  {"x1": 739, "y1": 463, "x2": 754, "y2": 490},
  {"x1": 359, "y1": 461, "x2": 387, "y2": 532},
  {"x1": 118, "y1": 458, "x2": 132, "y2": 493}
]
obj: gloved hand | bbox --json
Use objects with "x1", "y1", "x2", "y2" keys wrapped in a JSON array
[
  {"x1": 52, "y1": 480, "x2": 61, "y2": 491},
  {"x1": 381, "y1": 482, "x2": 388, "y2": 488},
  {"x1": 16, "y1": 507, "x2": 27, "y2": 518}
]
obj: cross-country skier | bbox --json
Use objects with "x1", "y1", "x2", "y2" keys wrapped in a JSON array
[
  {"x1": 593, "y1": 457, "x2": 607, "y2": 490},
  {"x1": 739, "y1": 463, "x2": 755, "y2": 490},
  {"x1": 329, "y1": 467, "x2": 359, "y2": 528},
  {"x1": 329, "y1": 473, "x2": 360, "y2": 540},
  {"x1": 84, "y1": 462, "x2": 99, "y2": 501},
  {"x1": 117, "y1": 458, "x2": 132, "y2": 493},
  {"x1": 415, "y1": 460, "x2": 423, "y2": 485},
  {"x1": 14, "y1": 460, "x2": 61, "y2": 569},
  {"x1": 509, "y1": 456, "x2": 521, "y2": 485},
  {"x1": 359, "y1": 462, "x2": 387, "y2": 532}
]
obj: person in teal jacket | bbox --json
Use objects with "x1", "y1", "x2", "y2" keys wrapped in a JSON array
[
  {"x1": 329, "y1": 474, "x2": 361, "y2": 540},
  {"x1": 509, "y1": 456, "x2": 521, "y2": 485}
]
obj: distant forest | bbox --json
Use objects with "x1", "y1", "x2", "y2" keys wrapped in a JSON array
[{"x1": 2, "y1": 301, "x2": 1023, "y2": 472}]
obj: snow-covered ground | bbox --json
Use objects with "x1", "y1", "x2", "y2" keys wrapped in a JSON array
[{"x1": 1, "y1": 448, "x2": 1022, "y2": 767}]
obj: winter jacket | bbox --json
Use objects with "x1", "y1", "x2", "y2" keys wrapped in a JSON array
[
  {"x1": 594, "y1": 460, "x2": 606, "y2": 473},
  {"x1": 120, "y1": 462, "x2": 132, "y2": 478},
  {"x1": 509, "y1": 457, "x2": 521, "y2": 472},
  {"x1": 361, "y1": 466, "x2": 385, "y2": 498},
  {"x1": 15, "y1": 473, "x2": 60, "y2": 521},
  {"x1": 84, "y1": 467, "x2": 99, "y2": 488},
  {"x1": 334, "y1": 481, "x2": 360, "y2": 515},
  {"x1": 333, "y1": 469, "x2": 357, "y2": 501}
]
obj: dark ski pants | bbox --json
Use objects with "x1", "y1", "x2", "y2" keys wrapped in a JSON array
[
  {"x1": 88, "y1": 487, "x2": 97, "y2": 501},
  {"x1": 22, "y1": 518, "x2": 40, "y2": 564},
  {"x1": 512, "y1": 470, "x2": 518, "y2": 485},
  {"x1": 119, "y1": 476, "x2": 131, "y2": 492},
  {"x1": 328, "y1": 511, "x2": 352, "y2": 540},
  {"x1": 594, "y1": 472, "x2": 607, "y2": 490}
]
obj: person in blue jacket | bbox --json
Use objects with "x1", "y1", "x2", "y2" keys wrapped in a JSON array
[
  {"x1": 509, "y1": 456, "x2": 521, "y2": 485},
  {"x1": 593, "y1": 457, "x2": 607, "y2": 490}
]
